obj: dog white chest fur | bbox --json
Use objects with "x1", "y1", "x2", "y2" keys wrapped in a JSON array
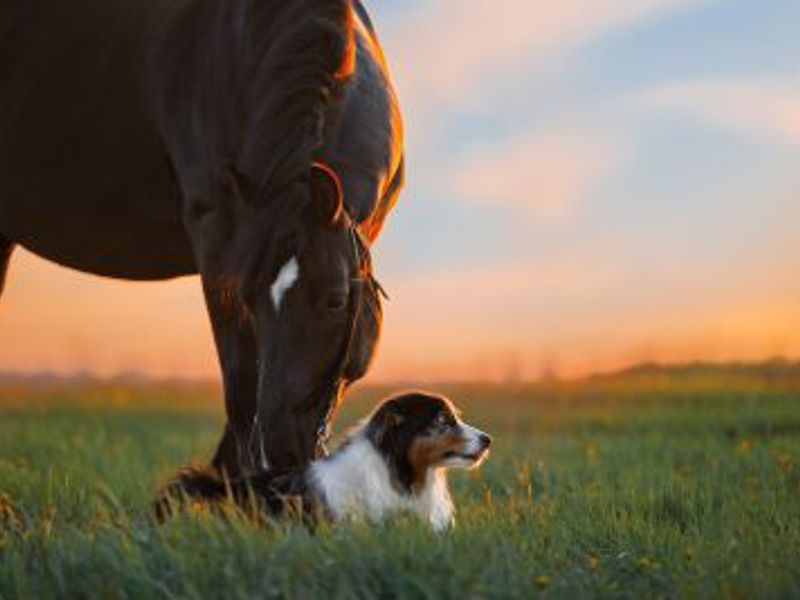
[{"x1": 309, "y1": 434, "x2": 455, "y2": 531}]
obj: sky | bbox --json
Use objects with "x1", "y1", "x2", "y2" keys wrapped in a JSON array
[{"x1": 1, "y1": 0, "x2": 798, "y2": 382}]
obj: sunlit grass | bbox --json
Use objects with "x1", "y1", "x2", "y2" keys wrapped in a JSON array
[{"x1": 1, "y1": 370, "x2": 799, "y2": 597}]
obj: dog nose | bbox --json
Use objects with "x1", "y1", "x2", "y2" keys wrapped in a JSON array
[{"x1": 479, "y1": 433, "x2": 492, "y2": 449}]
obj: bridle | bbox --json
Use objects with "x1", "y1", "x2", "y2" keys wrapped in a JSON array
[
  {"x1": 229, "y1": 163, "x2": 388, "y2": 466},
  {"x1": 311, "y1": 209, "x2": 387, "y2": 452},
  {"x1": 248, "y1": 211, "x2": 385, "y2": 466}
]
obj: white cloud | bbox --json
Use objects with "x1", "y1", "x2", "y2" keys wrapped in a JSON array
[
  {"x1": 638, "y1": 79, "x2": 800, "y2": 145},
  {"x1": 385, "y1": 0, "x2": 705, "y2": 110},
  {"x1": 376, "y1": 0, "x2": 692, "y2": 221},
  {"x1": 447, "y1": 131, "x2": 622, "y2": 221}
]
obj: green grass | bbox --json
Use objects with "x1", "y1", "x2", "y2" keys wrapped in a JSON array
[{"x1": 1, "y1": 371, "x2": 799, "y2": 598}]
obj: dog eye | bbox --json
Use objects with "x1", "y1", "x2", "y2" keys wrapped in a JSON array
[{"x1": 434, "y1": 412, "x2": 454, "y2": 428}]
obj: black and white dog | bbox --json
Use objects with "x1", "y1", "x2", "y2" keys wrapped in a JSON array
[{"x1": 158, "y1": 392, "x2": 491, "y2": 531}]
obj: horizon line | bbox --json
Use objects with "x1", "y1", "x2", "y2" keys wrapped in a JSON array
[{"x1": 2, "y1": 355, "x2": 798, "y2": 388}]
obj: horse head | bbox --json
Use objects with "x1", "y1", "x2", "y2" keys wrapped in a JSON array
[
  {"x1": 221, "y1": 162, "x2": 385, "y2": 471},
  {"x1": 153, "y1": 0, "x2": 399, "y2": 474}
]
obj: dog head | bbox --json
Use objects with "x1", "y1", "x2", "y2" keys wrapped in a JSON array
[{"x1": 365, "y1": 391, "x2": 491, "y2": 493}]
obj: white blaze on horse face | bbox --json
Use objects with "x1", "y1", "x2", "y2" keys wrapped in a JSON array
[{"x1": 270, "y1": 256, "x2": 299, "y2": 312}]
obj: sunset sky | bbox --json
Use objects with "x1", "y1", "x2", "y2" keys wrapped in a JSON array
[{"x1": 1, "y1": 0, "x2": 798, "y2": 382}]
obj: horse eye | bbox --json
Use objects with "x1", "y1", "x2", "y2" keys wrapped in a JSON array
[{"x1": 326, "y1": 291, "x2": 348, "y2": 312}]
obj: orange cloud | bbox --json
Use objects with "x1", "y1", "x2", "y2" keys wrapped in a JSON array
[
  {"x1": 368, "y1": 273, "x2": 800, "y2": 382},
  {"x1": 367, "y1": 255, "x2": 628, "y2": 380},
  {"x1": 2, "y1": 248, "x2": 800, "y2": 383},
  {"x1": 0, "y1": 250, "x2": 216, "y2": 378}
]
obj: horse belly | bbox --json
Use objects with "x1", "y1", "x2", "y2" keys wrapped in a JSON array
[
  {"x1": 0, "y1": 183, "x2": 196, "y2": 281},
  {"x1": 0, "y1": 106, "x2": 196, "y2": 280},
  {"x1": 0, "y1": 96, "x2": 196, "y2": 280}
]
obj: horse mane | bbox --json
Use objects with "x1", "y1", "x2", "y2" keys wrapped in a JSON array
[
  {"x1": 150, "y1": 0, "x2": 354, "y2": 214},
  {"x1": 237, "y1": 0, "x2": 355, "y2": 207},
  {"x1": 206, "y1": 0, "x2": 358, "y2": 300}
]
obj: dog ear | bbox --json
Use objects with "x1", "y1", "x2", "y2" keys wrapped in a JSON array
[
  {"x1": 366, "y1": 401, "x2": 404, "y2": 447},
  {"x1": 379, "y1": 399, "x2": 405, "y2": 429},
  {"x1": 384, "y1": 410, "x2": 404, "y2": 428},
  {"x1": 309, "y1": 162, "x2": 344, "y2": 225}
]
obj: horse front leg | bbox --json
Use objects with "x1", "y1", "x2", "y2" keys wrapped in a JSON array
[
  {"x1": 154, "y1": 200, "x2": 262, "y2": 513},
  {"x1": 202, "y1": 281, "x2": 261, "y2": 477},
  {"x1": 0, "y1": 234, "x2": 15, "y2": 301},
  {"x1": 182, "y1": 195, "x2": 261, "y2": 478}
]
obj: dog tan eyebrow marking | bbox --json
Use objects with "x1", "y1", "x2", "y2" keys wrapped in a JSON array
[
  {"x1": 407, "y1": 431, "x2": 462, "y2": 493},
  {"x1": 438, "y1": 396, "x2": 462, "y2": 418},
  {"x1": 270, "y1": 256, "x2": 299, "y2": 311}
]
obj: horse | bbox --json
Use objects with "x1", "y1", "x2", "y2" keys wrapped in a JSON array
[{"x1": 0, "y1": 0, "x2": 404, "y2": 476}]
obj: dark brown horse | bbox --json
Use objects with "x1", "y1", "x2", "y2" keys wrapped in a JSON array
[{"x1": 0, "y1": 0, "x2": 404, "y2": 475}]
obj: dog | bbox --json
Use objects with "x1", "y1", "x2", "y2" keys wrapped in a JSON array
[{"x1": 157, "y1": 391, "x2": 491, "y2": 531}]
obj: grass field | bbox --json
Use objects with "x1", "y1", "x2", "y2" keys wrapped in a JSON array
[{"x1": 1, "y1": 365, "x2": 799, "y2": 598}]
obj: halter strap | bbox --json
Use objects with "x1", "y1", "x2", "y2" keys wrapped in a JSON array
[{"x1": 312, "y1": 210, "x2": 384, "y2": 447}]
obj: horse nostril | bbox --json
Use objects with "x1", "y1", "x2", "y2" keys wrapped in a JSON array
[{"x1": 479, "y1": 433, "x2": 492, "y2": 449}]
